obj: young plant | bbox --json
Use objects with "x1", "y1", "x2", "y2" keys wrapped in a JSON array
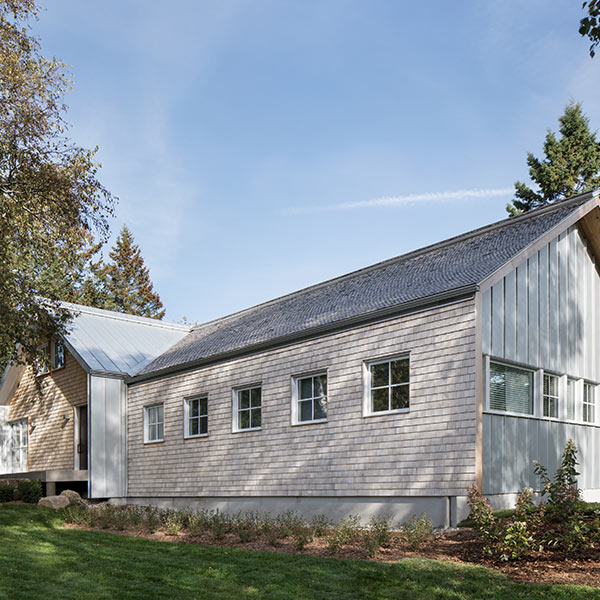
[
  {"x1": 309, "y1": 514, "x2": 332, "y2": 538},
  {"x1": 399, "y1": 513, "x2": 433, "y2": 551},
  {"x1": 326, "y1": 515, "x2": 361, "y2": 553}
]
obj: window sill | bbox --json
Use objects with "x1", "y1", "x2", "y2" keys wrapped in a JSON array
[
  {"x1": 363, "y1": 407, "x2": 409, "y2": 418},
  {"x1": 143, "y1": 439, "x2": 164, "y2": 445},
  {"x1": 292, "y1": 418, "x2": 327, "y2": 427},
  {"x1": 232, "y1": 427, "x2": 262, "y2": 434},
  {"x1": 184, "y1": 433, "x2": 209, "y2": 440}
]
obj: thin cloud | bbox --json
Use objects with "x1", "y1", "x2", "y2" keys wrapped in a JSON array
[{"x1": 289, "y1": 187, "x2": 513, "y2": 214}]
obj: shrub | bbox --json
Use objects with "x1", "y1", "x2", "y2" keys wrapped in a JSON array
[
  {"x1": 466, "y1": 485, "x2": 499, "y2": 555},
  {"x1": 275, "y1": 511, "x2": 305, "y2": 537},
  {"x1": 16, "y1": 480, "x2": 42, "y2": 504},
  {"x1": 498, "y1": 520, "x2": 534, "y2": 561},
  {"x1": 187, "y1": 510, "x2": 210, "y2": 536},
  {"x1": 142, "y1": 506, "x2": 163, "y2": 533},
  {"x1": 309, "y1": 514, "x2": 332, "y2": 537},
  {"x1": 0, "y1": 484, "x2": 14, "y2": 503},
  {"x1": 261, "y1": 515, "x2": 284, "y2": 546},
  {"x1": 326, "y1": 515, "x2": 361, "y2": 553},
  {"x1": 163, "y1": 510, "x2": 185, "y2": 535},
  {"x1": 234, "y1": 512, "x2": 260, "y2": 543},
  {"x1": 399, "y1": 513, "x2": 433, "y2": 551},
  {"x1": 208, "y1": 509, "x2": 233, "y2": 540},
  {"x1": 292, "y1": 526, "x2": 313, "y2": 551}
]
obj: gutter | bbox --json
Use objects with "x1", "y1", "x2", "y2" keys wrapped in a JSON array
[{"x1": 127, "y1": 284, "x2": 479, "y2": 385}]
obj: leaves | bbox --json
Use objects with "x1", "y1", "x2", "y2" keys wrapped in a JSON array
[{"x1": 580, "y1": 0, "x2": 600, "y2": 57}]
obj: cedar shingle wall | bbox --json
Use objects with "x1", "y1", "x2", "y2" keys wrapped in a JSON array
[
  {"x1": 9, "y1": 352, "x2": 87, "y2": 471},
  {"x1": 127, "y1": 299, "x2": 477, "y2": 498}
]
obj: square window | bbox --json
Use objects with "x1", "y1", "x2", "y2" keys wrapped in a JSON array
[
  {"x1": 144, "y1": 404, "x2": 164, "y2": 443},
  {"x1": 292, "y1": 373, "x2": 328, "y2": 424},
  {"x1": 365, "y1": 357, "x2": 410, "y2": 415},
  {"x1": 489, "y1": 362, "x2": 533, "y2": 415},
  {"x1": 234, "y1": 386, "x2": 262, "y2": 432},
  {"x1": 185, "y1": 396, "x2": 208, "y2": 438}
]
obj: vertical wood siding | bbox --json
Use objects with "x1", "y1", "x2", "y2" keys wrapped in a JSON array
[
  {"x1": 127, "y1": 300, "x2": 477, "y2": 498},
  {"x1": 6, "y1": 353, "x2": 87, "y2": 472},
  {"x1": 482, "y1": 226, "x2": 600, "y2": 381}
]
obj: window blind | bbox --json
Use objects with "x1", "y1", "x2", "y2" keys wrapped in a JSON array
[{"x1": 489, "y1": 362, "x2": 533, "y2": 414}]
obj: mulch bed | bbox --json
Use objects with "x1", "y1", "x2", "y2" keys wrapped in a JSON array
[{"x1": 62, "y1": 523, "x2": 600, "y2": 588}]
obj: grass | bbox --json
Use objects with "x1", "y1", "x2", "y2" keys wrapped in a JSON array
[{"x1": 1, "y1": 505, "x2": 599, "y2": 600}]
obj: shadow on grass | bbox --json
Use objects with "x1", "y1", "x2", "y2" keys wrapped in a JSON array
[{"x1": 0, "y1": 505, "x2": 598, "y2": 600}]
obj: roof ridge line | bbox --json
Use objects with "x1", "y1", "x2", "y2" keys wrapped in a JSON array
[{"x1": 191, "y1": 191, "x2": 596, "y2": 333}]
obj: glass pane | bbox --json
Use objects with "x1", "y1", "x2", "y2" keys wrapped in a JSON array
[
  {"x1": 189, "y1": 418, "x2": 199, "y2": 436},
  {"x1": 314, "y1": 397, "x2": 327, "y2": 420},
  {"x1": 371, "y1": 363, "x2": 389, "y2": 388},
  {"x1": 567, "y1": 380, "x2": 575, "y2": 420},
  {"x1": 251, "y1": 388, "x2": 262, "y2": 407},
  {"x1": 239, "y1": 409, "x2": 250, "y2": 430},
  {"x1": 300, "y1": 378, "x2": 313, "y2": 400},
  {"x1": 391, "y1": 385, "x2": 409, "y2": 410},
  {"x1": 299, "y1": 400, "x2": 312, "y2": 422},
  {"x1": 189, "y1": 399, "x2": 199, "y2": 418},
  {"x1": 314, "y1": 374, "x2": 327, "y2": 398},
  {"x1": 391, "y1": 359, "x2": 409, "y2": 384},
  {"x1": 239, "y1": 390, "x2": 250, "y2": 409},
  {"x1": 489, "y1": 363, "x2": 532, "y2": 414},
  {"x1": 149, "y1": 424, "x2": 157, "y2": 440},
  {"x1": 157, "y1": 422, "x2": 163, "y2": 440},
  {"x1": 199, "y1": 397, "x2": 208, "y2": 416},
  {"x1": 157, "y1": 405, "x2": 164, "y2": 424},
  {"x1": 200, "y1": 416, "x2": 208, "y2": 435},
  {"x1": 54, "y1": 340, "x2": 65, "y2": 369},
  {"x1": 251, "y1": 408, "x2": 261, "y2": 428},
  {"x1": 372, "y1": 388, "x2": 389, "y2": 412}
]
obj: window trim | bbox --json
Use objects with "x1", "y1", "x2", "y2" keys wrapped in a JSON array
[
  {"x1": 183, "y1": 395, "x2": 209, "y2": 439},
  {"x1": 291, "y1": 371, "x2": 328, "y2": 426},
  {"x1": 363, "y1": 354, "x2": 410, "y2": 417},
  {"x1": 232, "y1": 384, "x2": 262, "y2": 433},
  {"x1": 144, "y1": 403, "x2": 164, "y2": 444}
]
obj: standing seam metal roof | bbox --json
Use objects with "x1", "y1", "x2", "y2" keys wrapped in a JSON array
[{"x1": 136, "y1": 194, "x2": 593, "y2": 378}]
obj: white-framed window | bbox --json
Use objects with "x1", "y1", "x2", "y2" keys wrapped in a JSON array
[
  {"x1": 489, "y1": 361, "x2": 533, "y2": 415},
  {"x1": 144, "y1": 403, "x2": 164, "y2": 443},
  {"x1": 567, "y1": 378, "x2": 577, "y2": 421},
  {"x1": 543, "y1": 373, "x2": 559, "y2": 418},
  {"x1": 9, "y1": 419, "x2": 28, "y2": 473},
  {"x1": 583, "y1": 382, "x2": 596, "y2": 424},
  {"x1": 364, "y1": 356, "x2": 409, "y2": 416},
  {"x1": 233, "y1": 385, "x2": 262, "y2": 432},
  {"x1": 292, "y1": 372, "x2": 327, "y2": 425},
  {"x1": 36, "y1": 339, "x2": 65, "y2": 376},
  {"x1": 184, "y1": 396, "x2": 208, "y2": 438}
]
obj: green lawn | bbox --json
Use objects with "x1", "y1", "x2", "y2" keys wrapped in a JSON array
[{"x1": 0, "y1": 505, "x2": 599, "y2": 600}]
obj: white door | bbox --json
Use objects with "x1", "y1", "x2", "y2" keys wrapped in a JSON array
[{"x1": 9, "y1": 419, "x2": 28, "y2": 473}]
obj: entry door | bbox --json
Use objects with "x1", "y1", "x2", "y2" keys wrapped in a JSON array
[{"x1": 76, "y1": 405, "x2": 88, "y2": 470}]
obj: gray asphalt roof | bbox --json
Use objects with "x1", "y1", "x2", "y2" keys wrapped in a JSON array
[{"x1": 135, "y1": 194, "x2": 593, "y2": 379}]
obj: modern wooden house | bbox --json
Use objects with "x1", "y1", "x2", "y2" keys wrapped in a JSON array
[
  {"x1": 0, "y1": 304, "x2": 189, "y2": 497},
  {"x1": 121, "y1": 191, "x2": 600, "y2": 526}
]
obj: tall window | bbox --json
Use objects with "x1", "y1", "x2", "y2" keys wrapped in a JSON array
[
  {"x1": 365, "y1": 357, "x2": 409, "y2": 415},
  {"x1": 144, "y1": 404, "x2": 164, "y2": 443},
  {"x1": 36, "y1": 339, "x2": 64, "y2": 375},
  {"x1": 583, "y1": 383, "x2": 596, "y2": 424},
  {"x1": 489, "y1": 362, "x2": 533, "y2": 414},
  {"x1": 567, "y1": 378, "x2": 577, "y2": 420},
  {"x1": 234, "y1": 386, "x2": 262, "y2": 431},
  {"x1": 543, "y1": 374, "x2": 559, "y2": 418},
  {"x1": 293, "y1": 373, "x2": 327, "y2": 424},
  {"x1": 9, "y1": 419, "x2": 28, "y2": 473},
  {"x1": 185, "y1": 396, "x2": 208, "y2": 438}
]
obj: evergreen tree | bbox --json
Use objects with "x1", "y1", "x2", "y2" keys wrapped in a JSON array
[
  {"x1": 104, "y1": 226, "x2": 165, "y2": 319},
  {"x1": 507, "y1": 102, "x2": 600, "y2": 215}
]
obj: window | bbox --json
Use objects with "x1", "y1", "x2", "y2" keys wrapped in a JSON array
[
  {"x1": 9, "y1": 419, "x2": 28, "y2": 473},
  {"x1": 292, "y1": 373, "x2": 327, "y2": 424},
  {"x1": 543, "y1": 374, "x2": 559, "y2": 418},
  {"x1": 36, "y1": 339, "x2": 64, "y2": 375},
  {"x1": 489, "y1": 362, "x2": 533, "y2": 414},
  {"x1": 583, "y1": 383, "x2": 596, "y2": 424},
  {"x1": 144, "y1": 404, "x2": 164, "y2": 443},
  {"x1": 567, "y1": 378, "x2": 577, "y2": 420},
  {"x1": 234, "y1": 386, "x2": 261, "y2": 431},
  {"x1": 365, "y1": 357, "x2": 409, "y2": 415},
  {"x1": 185, "y1": 396, "x2": 208, "y2": 438}
]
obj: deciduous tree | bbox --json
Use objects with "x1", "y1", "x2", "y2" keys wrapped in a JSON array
[{"x1": 580, "y1": 0, "x2": 600, "y2": 57}]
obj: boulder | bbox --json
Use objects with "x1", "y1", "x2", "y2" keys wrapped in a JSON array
[
  {"x1": 38, "y1": 495, "x2": 70, "y2": 510},
  {"x1": 60, "y1": 489, "x2": 85, "y2": 505}
]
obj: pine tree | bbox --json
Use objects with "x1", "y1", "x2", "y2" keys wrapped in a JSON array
[
  {"x1": 104, "y1": 226, "x2": 165, "y2": 319},
  {"x1": 507, "y1": 102, "x2": 600, "y2": 215}
]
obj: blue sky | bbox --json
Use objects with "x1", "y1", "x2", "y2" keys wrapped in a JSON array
[{"x1": 37, "y1": 0, "x2": 600, "y2": 323}]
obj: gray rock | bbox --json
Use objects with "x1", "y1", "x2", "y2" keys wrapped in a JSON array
[
  {"x1": 60, "y1": 489, "x2": 85, "y2": 505},
  {"x1": 38, "y1": 495, "x2": 70, "y2": 510}
]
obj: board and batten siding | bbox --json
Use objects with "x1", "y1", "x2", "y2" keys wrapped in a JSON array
[
  {"x1": 481, "y1": 224, "x2": 600, "y2": 496},
  {"x1": 127, "y1": 299, "x2": 478, "y2": 499}
]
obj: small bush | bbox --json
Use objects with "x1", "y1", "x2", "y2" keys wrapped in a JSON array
[
  {"x1": 0, "y1": 484, "x2": 14, "y2": 503},
  {"x1": 361, "y1": 514, "x2": 393, "y2": 558},
  {"x1": 141, "y1": 506, "x2": 163, "y2": 533},
  {"x1": 466, "y1": 485, "x2": 499, "y2": 555},
  {"x1": 399, "y1": 513, "x2": 433, "y2": 551},
  {"x1": 326, "y1": 515, "x2": 361, "y2": 553},
  {"x1": 233, "y1": 512, "x2": 260, "y2": 543},
  {"x1": 275, "y1": 511, "x2": 305, "y2": 537},
  {"x1": 16, "y1": 480, "x2": 42, "y2": 504},
  {"x1": 164, "y1": 510, "x2": 185, "y2": 535},
  {"x1": 292, "y1": 526, "x2": 313, "y2": 551},
  {"x1": 261, "y1": 515, "x2": 284, "y2": 546},
  {"x1": 208, "y1": 510, "x2": 233, "y2": 540},
  {"x1": 187, "y1": 510, "x2": 210, "y2": 536},
  {"x1": 309, "y1": 514, "x2": 332, "y2": 537}
]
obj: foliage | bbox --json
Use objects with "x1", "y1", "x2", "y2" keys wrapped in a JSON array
[
  {"x1": 164, "y1": 510, "x2": 185, "y2": 535},
  {"x1": 399, "y1": 513, "x2": 434, "y2": 551},
  {"x1": 309, "y1": 513, "x2": 332, "y2": 537},
  {"x1": 15, "y1": 479, "x2": 42, "y2": 503},
  {"x1": 233, "y1": 511, "x2": 260, "y2": 543},
  {"x1": 208, "y1": 509, "x2": 233, "y2": 540},
  {"x1": 0, "y1": 0, "x2": 114, "y2": 368},
  {"x1": 506, "y1": 102, "x2": 600, "y2": 215},
  {"x1": 325, "y1": 514, "x2": 361, "y2": 553},
  {"x1": 0, "y1": 483, "x2": 14, "y2": 503},
  {"x1": 361, "y1": 514, "x2": 394, "y2": 557},
  {"x1": 580, "y1": 0, "x2": 600, "y2": 57}
]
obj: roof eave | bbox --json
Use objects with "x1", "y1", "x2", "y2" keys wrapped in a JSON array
[{"x1": 127, "y1": 283, "x2": 479, "y2": 385}]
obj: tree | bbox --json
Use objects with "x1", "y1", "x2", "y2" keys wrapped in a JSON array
[
  {"x1": 0, "y1": 1, "x2": 114, "y2": 367},
  {"x1": 580, "y1": 0, "x2": 600, "y2": 57},
  {"x1": 506, "y1": 102, "x2": 600, "y2": 215},
  {"x1": 103, "y1": 225, "x2": 165, "y2": 319}
]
